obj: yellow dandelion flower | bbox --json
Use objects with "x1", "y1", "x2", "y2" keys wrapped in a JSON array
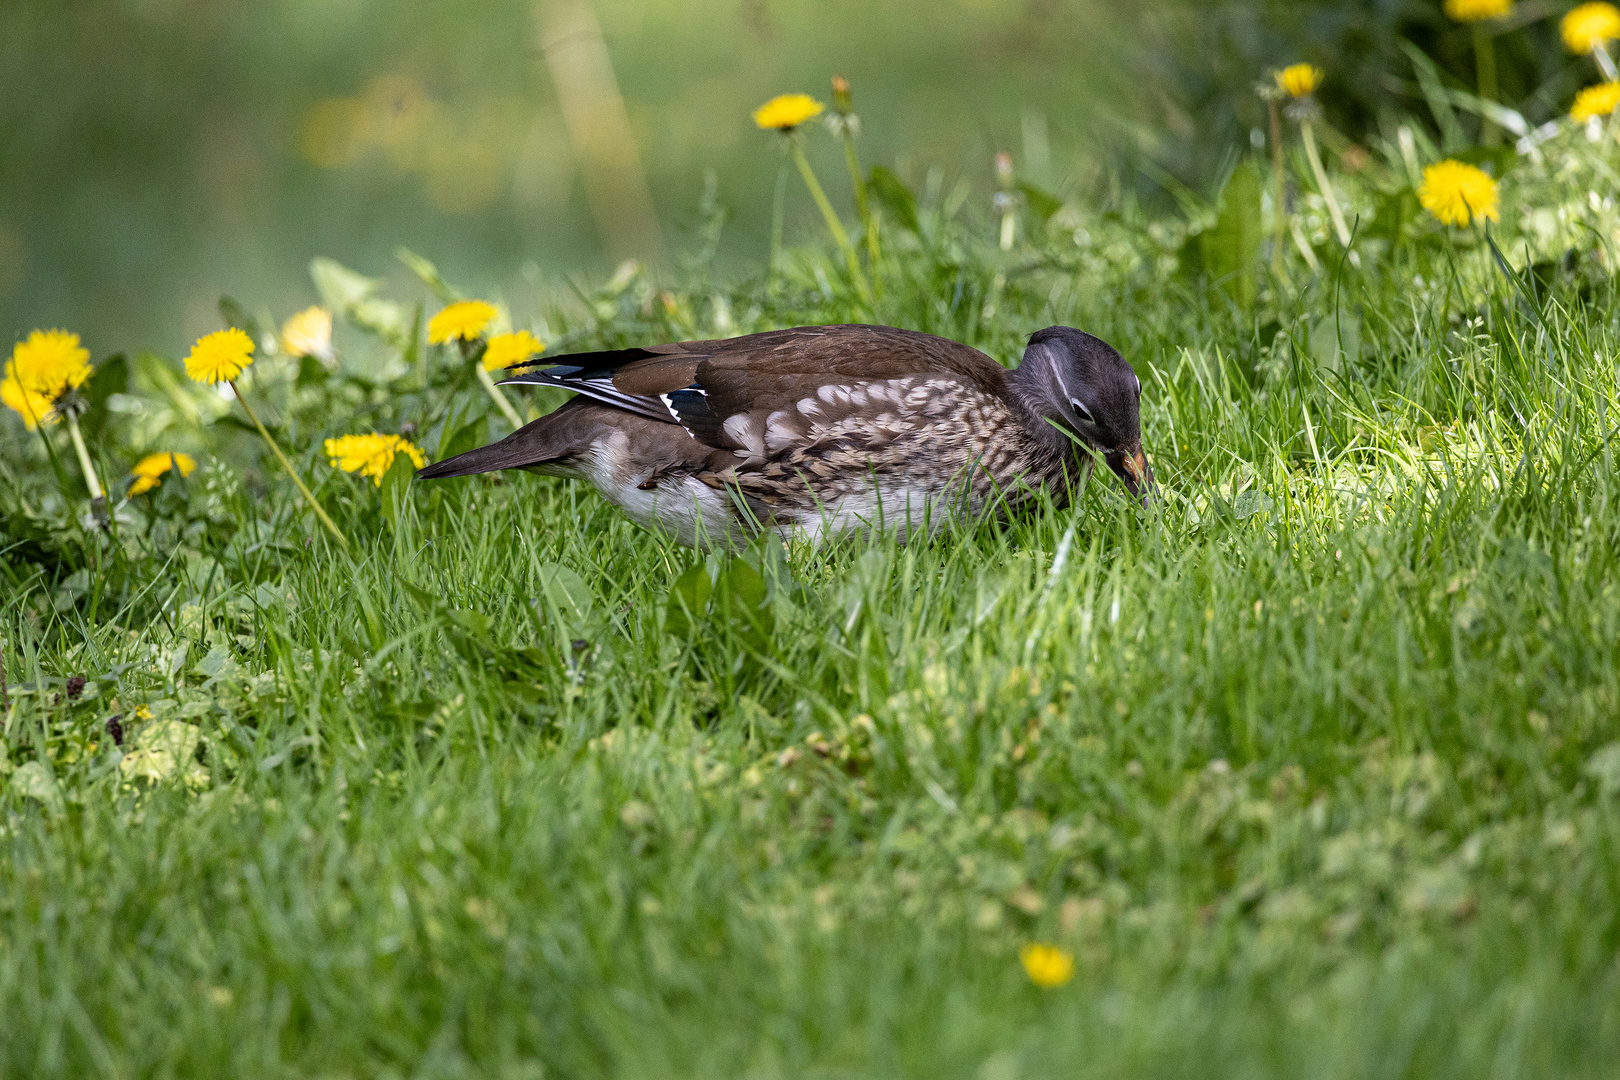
[
  {"x1": 1445, "y1": 0, "x2": 1513, "y2": 21},
  {"x1": 481, "y1": 330, "x2": 545, "y2": 372},
  {"x1": 128, "y1": 452, "x2": 197, "y2": 495},
  {"x1": 8, "y1": 329, "x2": 91, "y2": 400},
  {"x1": 1562, "y1": 2, "x2": 1620, "y2": 52},
  {"x1": 324, "y1": 433, "x2": 428, "y2": 485},
  {"x1": 185, "y1": 328, "x2": 255, "y2": 385},
  {"x1": 134, "y1": 705, "x2": 153, "y2": 720},
  {"x1": 427, "y1": 300, "x2": 497, "y2": 345},
  {"x1": 1571, "y1": 81, "x2": 1620, "y2": 120},
  {"x1": 1019, "y1": 943, "x2": 1076, "y2": 989},
  {"x1": 1276, "y1": 63, "x2": 1324, "y2": 98},
  {"x1": 1418, "y1": 160, "x2": 1501, "y2": 226},
  {"x1": 1, "y1": 375, "x2": 56, "y2": 430},
  {"x1": 753, "y1": 93, "x2": 825, "y2": 132},
  {"x1": 281, "y1": 306, "x2": 334, "y2": 361}
]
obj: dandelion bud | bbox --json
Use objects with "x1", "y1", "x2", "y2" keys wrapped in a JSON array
[{"x1": 831, "y1": 74, "x2": 853, "y2": 113}]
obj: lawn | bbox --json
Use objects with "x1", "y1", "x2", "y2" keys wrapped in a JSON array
[{"x1": 5, "y1": 115, "x2": 1620, "y2": 1076}]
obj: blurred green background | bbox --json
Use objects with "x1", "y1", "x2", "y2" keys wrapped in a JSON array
[{"x1": 0, "y1": 0, "x2": 1584, "y2": 358}]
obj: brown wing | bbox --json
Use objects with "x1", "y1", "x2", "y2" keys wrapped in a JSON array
[{"x1": 499, "y1": 324, "x2": 1008, "y2": 455}]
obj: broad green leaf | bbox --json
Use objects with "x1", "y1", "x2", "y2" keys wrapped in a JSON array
[
  {"x1": 295, "y1": 354, "x2": 330, "y2": 388},
  {"x1": 80, "y1": 353, "x2": 129, "y2": 439},
  {"x1": 1198, "y1": 158, "x2": 1263, "y2": 310},
  {"x1": 350, "y1": 298, "x2": 409, "y2": 343},
  {"x1": 218, "y1": 295, "x2": 261, "y2": 344},
  {"x1": 402, "y1": 301, "x2": 424, "y2": 381},
  {"x1": 397, "y1": 247, "x2": 461, "y2": 303},
  {"x1": 718, "y1": 556, "x2": 773, "y2": 649},
  {"x1": 1310, "y1": 310, "x2": 1362, "y2": 373},
  {"x1": 399, "y1": 578, "x2": 442, "y2": 612},
  {"x1": 378, "y1": 452, "x2": 416, "y2": 527},
  {"x1": 1401, "y1": 41, "x2": 1465, "y2": 152},
  {"x1": 1369, "y1": 187, "x2": 1420, "y2": 245},
  {"x1": 1453, "y1": 145, "x2": 1517, "y2": 179},
  {"x1": 439, "y1": 412, "x2": 487, "y2": 462},
  {"x1": 664, "y1": 561, "x2": 714, "y2": 639},
  {"x1": 447, "y1": 608, "x2": 494, "y2": 655},
  {"x1": 868, "y1": 166, "x2": 920, "y2": 236},
  {"x1": 535, "y1": 563, "x2": 597, "y2": 646},
  {"x1": 84, "y1": 353, "x2": 128, "y2": 407},
  {"x1": 10, "y1": 761, "x2": 63, "y2": 816},
  {"x1": 1018, "y1": 181, "x2": 1062, "y2": 226},
  {"x1": 310, "y1": 256, "x2": 378, "y2": 311}
]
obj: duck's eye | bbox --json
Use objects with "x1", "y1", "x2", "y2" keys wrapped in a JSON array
[{"x1": 1068, "y1": 398, "x2": 1095, "y2": 424}]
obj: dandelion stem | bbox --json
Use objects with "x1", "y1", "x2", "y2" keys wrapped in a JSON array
[
  {"x1": 789, "y1": 139, "x2": 872, "y2": 304},
  {"x1": 1269, "y1": 98, "x2": 1287, "y2": 275},
  {"x1": 62, "y1": 412, "x2": 103, "y2": 500},
  {"x1": 769, "y1": 163, "x2": 787, "y2": 287},
  {"x1": 1595, "y1": 45, "x2": 1619, "y2": 82},
  {"x1": 840, "y1": 132, "x2": 870, "y2": 234},
  {"x1": 1473, "y1": 24, "x2": 1500, "y2": 147},
  {"x1": 30, "y1": 415, "x2": 78, "y2": 504},
  {"x1": 476, "y1": 362, "x2": 526, "y2": 430},
  {"x1": 866, "y1": 211, "x2": 883, "y2": 295},
  {"x1": 1300, "y1": 121, "x2": 1351, "y2": 247},
  {"x1": 838, "y1": 127, "x2": 882, "y2": 284},
  {"x1": 1290, "y1": 218, "x2": 1324, "y2": 274},
  {"x1": 228, "y1": 379, "x2": 351, "y2": 553}
]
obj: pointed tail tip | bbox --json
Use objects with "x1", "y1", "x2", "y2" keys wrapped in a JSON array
[
  {"x1": 417, "y1": 436, "x2": 543, "y2": 480},
  {"x1": 416, "y1": 454, "x2": 487, "y2": 481},
  {"x1": 415, "y1": 461, "x2": 458, "y2": 480}
]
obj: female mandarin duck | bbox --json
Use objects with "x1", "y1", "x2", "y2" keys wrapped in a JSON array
[{"x1": 419, "y1": 324, "x2": 1152, "y2": 549}]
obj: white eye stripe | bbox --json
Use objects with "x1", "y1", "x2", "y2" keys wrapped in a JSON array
[{"x1": 1069, "y1": 397, "x2": 1095, "y2": 424}]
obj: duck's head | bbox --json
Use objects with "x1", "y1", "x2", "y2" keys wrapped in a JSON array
[{"x1": 1013, "y1": 326, "x2": 1155, "y2": 502}]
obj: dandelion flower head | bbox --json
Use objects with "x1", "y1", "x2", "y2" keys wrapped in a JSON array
[
  {"x1": 753, "y1": 93, "x2": 825, "y2": 131},
  {"x1": 129, "y1": 452, "x2": 197, "y2": 495},
  {"x1": 1019, "y1": 943, "x2": 1076, "y2": 989},
  {"x1": 427, "y1": 300, "x2": 497, "y2": 345},
  {"x1": 1, "y1": 376, "x2": 56, "y2": 430},
  {"x1": 482, "y1": 330, "x2": 545, "y2": 372},
  {"x1": 8, "y1": 329, "x2": 91, "y2": 400},
  {"x1": 281, "y1": 306, "x2": 334, "y2": 361},
  {"x1": 1445, "y1": 0, "x2": 1513, "y2": 21},
  {"x1": 324, "y1": 433, "x2": 427, "y2": 485},
  {"x1": 1276, "y1": 64, "x2": 1324, "y2": 98},
  {"x1": 1571, "y1": 81, "x2": 1620, "y2": 120},
  {"x1": 185, "y1": 328, "x2": 255, "y2": 385},
  {"x1": 1562, "y1": 2, "x2": 1620, "y2": 52},
  {"x1": 1419, "y1": 160, "x2": 1500, "y2": 226}
]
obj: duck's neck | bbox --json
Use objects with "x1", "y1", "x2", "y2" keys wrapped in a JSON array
[{"x1": 1007, "y1": 360, "x2": 1090, "y2": 482}]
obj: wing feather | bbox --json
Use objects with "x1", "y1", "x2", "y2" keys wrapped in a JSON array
[{"x1": 492, "y1": 324, "x2": 1007, "y2": 454}]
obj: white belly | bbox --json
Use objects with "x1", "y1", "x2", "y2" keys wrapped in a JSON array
[
  {"x1": 773, "y1": 482, "x2": 967, "y2": 545},
  {"x1": 554, "y1": 430, "x2": 1068, "y2": 549}
]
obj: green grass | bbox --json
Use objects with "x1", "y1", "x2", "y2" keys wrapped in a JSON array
[{"x1": 4, "y1": 156, "x2": 1620, "y2": 1078}]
